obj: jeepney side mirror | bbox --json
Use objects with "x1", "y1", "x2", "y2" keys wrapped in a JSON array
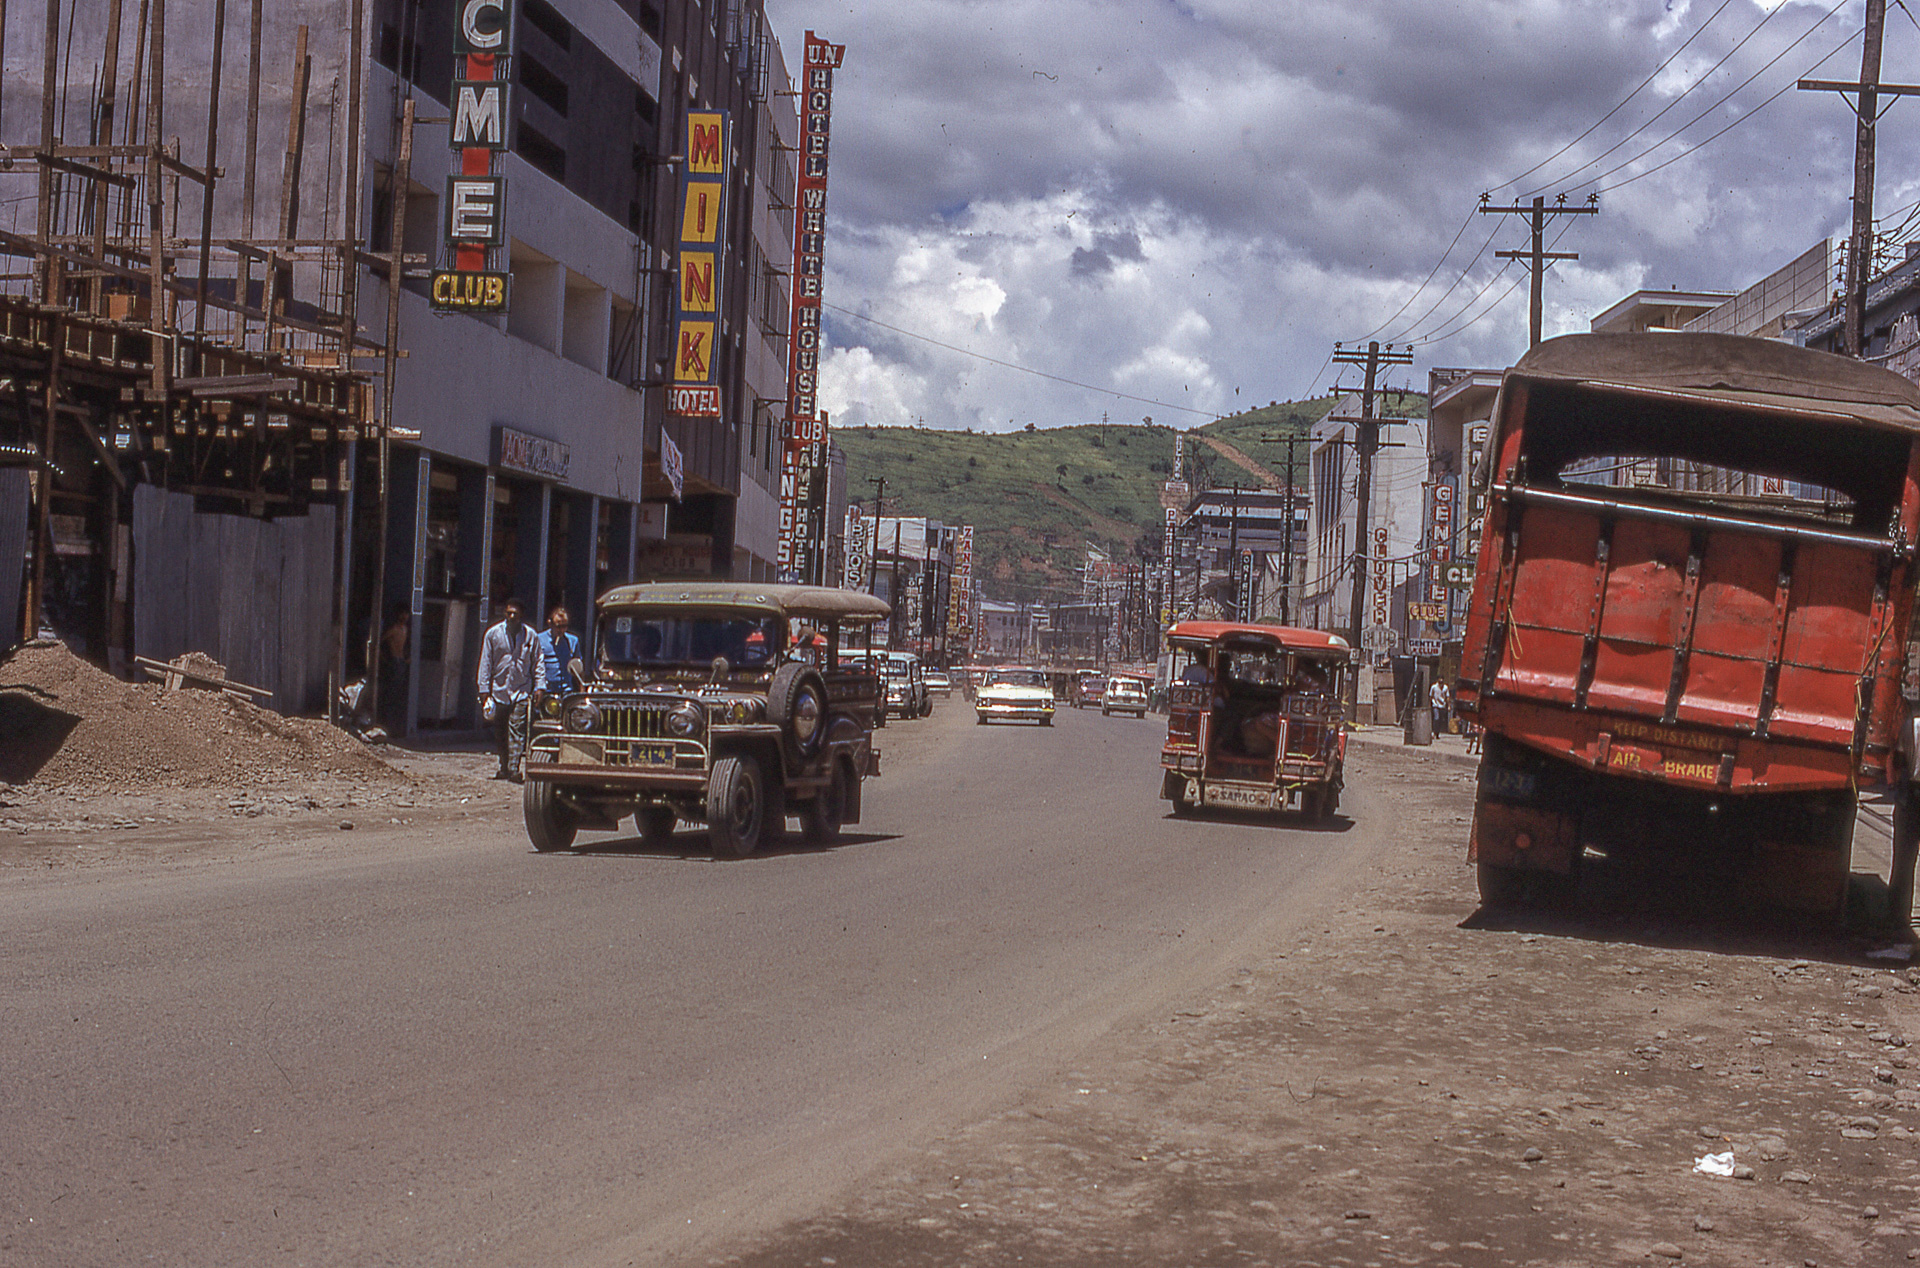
[{"x1": 568, "y1": 656, "x2": 586, "y2": 687}]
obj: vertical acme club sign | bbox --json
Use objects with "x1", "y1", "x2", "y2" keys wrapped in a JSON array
[
  {"x1": 778, "y1": 31, "x2": 845, "y2": 577},
  {"x1": 432, "y1": 0, "x2": 514, "y2": 313},
  {"x1": 669, "y1": 111, "x2": 730, "y2": 418}
]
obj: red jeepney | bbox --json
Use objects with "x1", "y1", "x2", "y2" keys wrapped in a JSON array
[
  {"x1": 1159, "y1": 622, "x2": 1351, "y2": 820},
  {"x1": 1457, "y1": 332, "x2": 1920, "y2": 916}
]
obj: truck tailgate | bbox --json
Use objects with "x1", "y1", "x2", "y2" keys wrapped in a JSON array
[{"x1": 1489, "y1": 493, "x2": 1898, "y2": 755}]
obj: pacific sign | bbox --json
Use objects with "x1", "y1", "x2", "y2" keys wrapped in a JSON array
[
  {"x1": 670, "y1": 110, "x2": 730, "y2": 418},
  {"x1": 431, "y1": 0, "x2": 514, "y2": 314}
]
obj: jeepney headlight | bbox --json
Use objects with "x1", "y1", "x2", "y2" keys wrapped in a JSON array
[
  {"x1": 565, "y1": 700, "x2": 601, "y2": 733},
  {"x1": 729, "y1": 699, "x2": 761, "y2": 724},
  {"x1": 667, "y1": 703, "x2": 705, "y2": 738}
]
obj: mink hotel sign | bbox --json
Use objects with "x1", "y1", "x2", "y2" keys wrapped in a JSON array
[
  {"x1": 432, "y1": 0, "x2": 514, "y2": 314},
  {"x1": 669, "y1": 111, "x2": 731, "y2": 418}
]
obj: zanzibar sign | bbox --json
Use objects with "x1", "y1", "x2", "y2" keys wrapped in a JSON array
[
  {"x1": 432, "y1": 0, "x2": 515, "y2": 314},
  {"x1": 670, "y1": 110, "x2": 730, "y2": 419}
]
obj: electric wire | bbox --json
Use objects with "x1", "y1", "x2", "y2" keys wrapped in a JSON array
[
  {"x1": 1493, "y1": 0, "x2": 1743, "y2": 194},
  {"x1": 1588, "y1": 9, "x2": 1858, "y2": 195},
  {"x1": 1521, "y1": 0, "x2": 1815, "y2": 198}
]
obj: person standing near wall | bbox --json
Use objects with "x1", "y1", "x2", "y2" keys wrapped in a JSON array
[
  {"x1": 478, "y1": 598, "x2": 538, "y2": 781},
  {"x1": 1430, "y1": 676, "x2": 1451, "y2": 737}
]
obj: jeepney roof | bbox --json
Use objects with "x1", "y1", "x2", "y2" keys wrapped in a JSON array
[
  {"x1": 1510, "y1": 332, "x2": 1920, "y2": 432},
  {"x1": 1166, "y1": 621, "x2": 1352, "y2": 658},
  {"x1": 596, "y1": 581, "x2": 891, "y2": 622}
]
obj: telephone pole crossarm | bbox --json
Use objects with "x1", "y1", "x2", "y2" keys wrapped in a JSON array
[{"x1": 1478, "y1": 194, "x2": 1599, "y2": 347}]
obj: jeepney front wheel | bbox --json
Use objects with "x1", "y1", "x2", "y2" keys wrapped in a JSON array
[
  {"x1": 707, "y1": 755, "x2": 766, "y2": 859},
  {"x1": 523, "y1": 756, "x2": 578, "y2": 853}
]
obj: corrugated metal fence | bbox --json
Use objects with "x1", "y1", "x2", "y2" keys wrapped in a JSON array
[{"x1": 132, "y1": 486, "x2": 337, "y2": 715}]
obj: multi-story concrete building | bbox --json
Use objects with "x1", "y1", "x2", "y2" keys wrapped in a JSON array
[{"x1": 0, "y1": 0, "x2": 805, "y2": 729}]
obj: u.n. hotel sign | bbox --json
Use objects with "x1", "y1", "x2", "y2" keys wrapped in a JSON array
[
  {"x1": 777, "y1": 32, "x2": 845, "y2": 577},
  {"x1": 668, "y1": 111, "x2": 730, "y2": 418}
]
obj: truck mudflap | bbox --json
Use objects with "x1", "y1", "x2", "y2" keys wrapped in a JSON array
[{"x1": 1469, "y1": 799, "x2": 1578, "y2": 875}]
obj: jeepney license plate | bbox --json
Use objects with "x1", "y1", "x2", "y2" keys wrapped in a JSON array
[
  {"x1": 628, "y1": 742, "x2": 675, "y2": 767},
  {"x1": 1481, "y1": 766, "x2": 1537, "y2": 799},
  {"x1": 1205, "y1": 785, "x2": 1275, "y2": 810}
]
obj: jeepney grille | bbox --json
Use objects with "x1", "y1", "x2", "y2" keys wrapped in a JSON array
[{"x1": 600, "y1": 705, "x2": 671, "y2": 741}]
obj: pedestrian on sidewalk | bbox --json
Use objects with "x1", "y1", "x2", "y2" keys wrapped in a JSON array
[
  {"x1": 478, "y1": 598, "x2": 538, "y2": 781},
  {"x1": 1430, "y1": 677, "x2": 1450, "y2": 737},
  {"x1": 535, "y1": 603, "x2": 580, "y2": 712}
]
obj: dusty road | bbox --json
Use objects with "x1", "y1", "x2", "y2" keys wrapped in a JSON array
[
  {"x1": 2, "y1": 703, "x2": 1385, "y2": 1268},
  {"x1": 8, "y1": 704, "x2": 1920, "y2": 1267}
]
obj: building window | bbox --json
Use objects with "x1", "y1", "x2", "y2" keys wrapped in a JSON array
[
  {"x1": 521, "y1": 0, "x2": 573, "y2": 51},
  {"x1": 515, "y1": 122, "x2": 568, "y2": 182},
  {"x1": 518, "y1": 54, "x2": 571, "y2": 117}
]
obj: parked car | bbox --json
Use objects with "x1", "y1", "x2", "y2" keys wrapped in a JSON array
[
  {"x1": 975, "y1": 667, "x2": 1055, "y2": 726},
  {"x1": 522, "y1": 581, "x2": 889, "y2": 858},
  {"x1": 1160, "y1": 622, "x2": 1349, "y2": 820},
  {"x1": 1102, "y1": 675, "x2": 1149, "y2": 717},
  {"x1": 1457, "y1": 332, "x2": 1920, "y2": 917}
]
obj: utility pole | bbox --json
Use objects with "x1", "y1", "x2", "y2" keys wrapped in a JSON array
[
  {"x1": 1226, "y1": 483, "x2": 1242, "y2": 621},
  {"x1": 865, "y1": 476, "x2": 887, "y2": 598},
  {"x1": 1260, "y1": 433, "x2": 1310, "y2": 625},
  {"x1": 1800, "y1": 0, "x2": 1920, "y2": 357},
  {"x1": 1478, "y1": 193, "x2": 1599, "y2": 347},
  {"x1": 1331, "y1": 341, "x2": 1414, "y2": 715}
]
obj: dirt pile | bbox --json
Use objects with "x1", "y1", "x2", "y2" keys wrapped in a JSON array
[{"x1": 0, "y1": 640, "x2": 397, "y2": 790}]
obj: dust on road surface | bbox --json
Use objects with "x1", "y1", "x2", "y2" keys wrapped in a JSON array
[{"x1": 720, "y1": 742, "x2": 1920, "y2": 1268}]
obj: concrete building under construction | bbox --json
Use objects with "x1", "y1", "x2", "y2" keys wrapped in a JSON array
[{"x1": 0, "y1": 0, "x2": 802, "y2": 731}]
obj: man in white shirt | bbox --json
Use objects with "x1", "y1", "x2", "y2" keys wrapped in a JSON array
[
  {"x1": 1430, "y1": 677, "x2": 1451, "y2": 737},
  {"x1": 477, "y1": 598, "x2": 539, "y2": 781}
]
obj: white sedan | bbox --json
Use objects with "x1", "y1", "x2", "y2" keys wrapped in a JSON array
[{"x1": 974, "y1": 668, "x2": 1055, "y2": 726}]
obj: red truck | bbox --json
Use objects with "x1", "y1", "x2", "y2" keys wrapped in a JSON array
[{"x1": 1455, "y1": 333, "x2": 1920, "y2": 918}]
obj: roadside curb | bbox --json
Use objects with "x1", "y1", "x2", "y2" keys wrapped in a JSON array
[{"x1": 1346, "y1": 726, "x2": 1481, "y2": 770}]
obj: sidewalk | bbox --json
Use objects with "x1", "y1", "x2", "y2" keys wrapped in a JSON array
[{"x1": 1345, "y1": 719, "x2": 1480, "y2": 764}]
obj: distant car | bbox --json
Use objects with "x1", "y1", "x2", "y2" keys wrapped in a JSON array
[
  {"x1": 925, "y1": 671, "x2": 952, "y2": 698},
  {"x1": 975, "y1": 667, "x2": 1055, "y2": 726},
  {"x1": 1073, "y1": 672, "x2": 1107, "y2": 708},
  {"x1": 1101, "y1": 676, "x2": 1148, "y2": 717}
]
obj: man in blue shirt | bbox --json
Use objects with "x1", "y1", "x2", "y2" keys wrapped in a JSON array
[{"x1": 535, "y1": 604, "x2": 581, "y2": 703}]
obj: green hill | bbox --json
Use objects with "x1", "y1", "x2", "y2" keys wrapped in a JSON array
[{"x1": 832, "y1": 393, "x2": 1426, "y2": 602}]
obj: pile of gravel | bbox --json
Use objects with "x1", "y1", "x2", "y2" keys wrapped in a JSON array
[{"x1": 0, "y1": 641, "x2": 397, "y2": 790}]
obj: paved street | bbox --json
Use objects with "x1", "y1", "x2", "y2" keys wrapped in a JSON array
[{"x1": 1, "y1": 703, "x2": 1389, "y2": 1268}]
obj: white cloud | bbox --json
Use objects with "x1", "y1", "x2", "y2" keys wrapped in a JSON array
[{"x1": 765, "y1": 0, "x2": 1905, "y2": 430}]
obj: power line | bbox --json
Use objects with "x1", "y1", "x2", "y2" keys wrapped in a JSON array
[
  {"x1": 821, "y1": 300, "x2": 1217, "y2": 418},
  {"x1": 1494, "y1": 0, "x2": 1744, "y2": 195},
  {"x1": 1587, "y1": 2, "x2": 1857, "y2": 195},
  {"x1": 1520, "y1": 0, "x2": 1809, "y2": 198}
]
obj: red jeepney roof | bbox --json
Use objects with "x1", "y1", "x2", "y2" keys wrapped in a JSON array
[{"x1": 1166, "y1": 621, "x2": 1352, "y2": 656}]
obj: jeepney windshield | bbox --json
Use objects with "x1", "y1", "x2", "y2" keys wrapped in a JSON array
[{"x1": 599, "y1": 612, "x2": 785, "y2": 668}]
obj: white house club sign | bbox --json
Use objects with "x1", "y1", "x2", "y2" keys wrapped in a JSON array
[
  {"x1": 777, "y1": 31, "x2": 845, "y2": 575},
  {"x1": 432, "y1": 0, "x2": 514, "y2": 313},
  {"x1": 669, "y1": 110, "x2": 730, "y2": 418}
]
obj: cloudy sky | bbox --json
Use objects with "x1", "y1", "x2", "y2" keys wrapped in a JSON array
[{"x1": 758, "y1": 0, "x2": 1920, "y2": 432}]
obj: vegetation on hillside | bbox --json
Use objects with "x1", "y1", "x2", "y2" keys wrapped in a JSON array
[{"x1": 833, "y1": 391, "x2": 1428, "y2": 602}]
